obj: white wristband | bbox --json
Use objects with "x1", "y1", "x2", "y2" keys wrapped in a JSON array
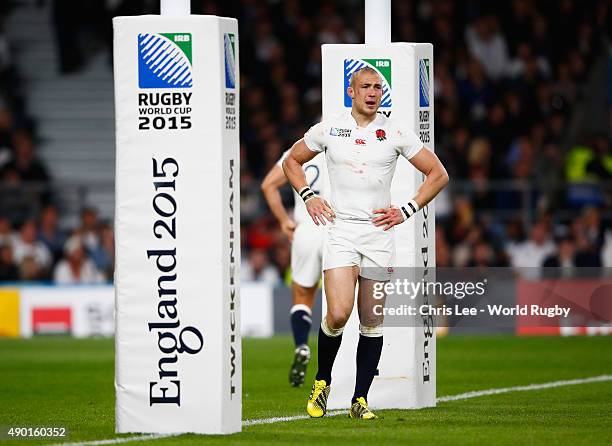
[{"x1": 400, "y1": 199, "x2": 420, "y2": 221}]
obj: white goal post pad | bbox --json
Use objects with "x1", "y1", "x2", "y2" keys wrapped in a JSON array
[
  {"x1": 113, "y1": 15, "x2": 241, "y2": 434},
  {"x1": 321, "y1": 43, "x2": 436, "y2": 409}
]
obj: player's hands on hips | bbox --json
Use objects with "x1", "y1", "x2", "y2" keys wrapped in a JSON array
[
  {"x1": 280, "y1": 219, "x2": 297, "y2": 242},
  {"x1": 306, "y1": 197, "x2": 336, "y2": 226},
  {"x1": 372, "y1": 206, "x2": 405, "y2": 231}
]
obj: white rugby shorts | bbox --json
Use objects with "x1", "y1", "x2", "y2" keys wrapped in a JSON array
[
  {"x1": 291, "y1": 222, "x2": 324, "y2": 287},
  {"x1": 323, "y1": 219, "x2": 395, "y2": 281}
]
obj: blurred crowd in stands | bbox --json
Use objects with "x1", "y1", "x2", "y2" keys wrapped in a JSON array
[
  {"x1": 0, "y1": 207, "x2": 114, "y2": 283},
  {"x1": 0, "y1": 2, "x2": 113, "y2": 283},
  {"x1": 0, "y1": 0, "x2": 611, "y2": 285},
  {"x1": 235, "y1": 0, "x2": 612, "y2": 283}
]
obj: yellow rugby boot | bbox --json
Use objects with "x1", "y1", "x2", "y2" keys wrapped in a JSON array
[
  {"x1": 306, "y1": 379, "x2": 330, "y2": 418},
  {"x1": 349, "y1": 397, "x2": 378, "y2": 419}
]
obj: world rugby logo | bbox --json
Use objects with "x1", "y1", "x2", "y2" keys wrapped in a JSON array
[{"x1": 138, "y1": 33, "x2": 193, "y2": 89}]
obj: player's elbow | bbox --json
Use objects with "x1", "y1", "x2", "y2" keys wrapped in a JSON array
[
  {"x1": 260, "y1": 173, "x2": 272, "y2": 193},
  {"x1": 440, "y1": 168, "x2": 450, "y2": 187},
  {"x1": 282, "y1": 156, "x2": 296, "y2": 176},
  {"x1": 260, "y1": 180, "x2": 271, "y2": 195},
  {"x1": 435, "y1": 165, "x2": 450, "y2": 189}
]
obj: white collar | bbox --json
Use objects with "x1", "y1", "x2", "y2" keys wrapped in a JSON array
[{"x1": 345, "y1": 111, "x2": 383, "y2": 129}]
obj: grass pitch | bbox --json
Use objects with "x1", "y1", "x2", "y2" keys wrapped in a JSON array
[{"x1": 1, "y1": 335, "x2": 611, "y2": 445}]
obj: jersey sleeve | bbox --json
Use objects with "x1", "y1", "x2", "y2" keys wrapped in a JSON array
[
  {"x1": 395, "y1": 127, "x2": 424, "y2": 160},
  {"x1": 303, "y1": 122, "x2": 327, "y2": 153}
]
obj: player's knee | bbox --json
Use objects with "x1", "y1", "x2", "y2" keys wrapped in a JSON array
[
  {"x1": 359, "y1": 323, "x2": 383, "y2": 338},
  {"x1": 292, "y1": 282, "x2": 317, "y2": 305},
  {"x1": 321, "y1": 315, "x2": 345, "y2": 337},
  {"x1": 359, "y1": 311, "x2": 384, "y2": 329},
  {"x1": 326, "y1": 308, "x2": 350, "y2": 330}
]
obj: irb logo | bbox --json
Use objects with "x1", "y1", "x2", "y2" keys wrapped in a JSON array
[
  {"x1": 138, "y1": 33, "x2": 193, "y2": 89},
  {"x1": 224, "y1": 33, "x2": 237, "y2": 89},
  {"x1": 344, "y1": 58, "x2": 392, "y2": 108},
  {"x1": 419, "y1": 59, "x2": 430, "y2": 107}
]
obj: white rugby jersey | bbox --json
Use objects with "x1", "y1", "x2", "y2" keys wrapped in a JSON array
[
  {"x1": 303, "y1": 112, "x2": 423, "y2": 221},
  {"x1": 277, "y1": 149, "x2": 325, "y2": 226}
]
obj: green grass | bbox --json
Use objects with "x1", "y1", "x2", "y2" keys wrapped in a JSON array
[{"x1": 1, "y1": 335, "x2": 611, "y2": 445}]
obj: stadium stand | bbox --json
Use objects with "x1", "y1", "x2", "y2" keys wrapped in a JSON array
[{"x1": 0, "y1": 0, "x2": 610, "y2": 283}]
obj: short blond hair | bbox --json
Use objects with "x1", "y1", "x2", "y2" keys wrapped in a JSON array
[{"x1": 349, "y1": 66, "x2": 381, "y2": 89}]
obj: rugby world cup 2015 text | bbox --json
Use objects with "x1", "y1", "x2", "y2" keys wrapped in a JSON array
[{"x1": 138, "y1": 93, "x2": 193, "y2": 131}]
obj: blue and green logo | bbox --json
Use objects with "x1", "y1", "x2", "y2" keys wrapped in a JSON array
[
  {"x1": 419, "y1": 59, "x2": 430, "y2": 107},
  {"x1": 224, "y1": 33, "x2": 236, "y2": 89},
  {"x1": 138, "y1": 33, "x2": 192, "y2": 89},
  {"x1": 344, "y1": 58, "x2": 392, "y2": 108}
]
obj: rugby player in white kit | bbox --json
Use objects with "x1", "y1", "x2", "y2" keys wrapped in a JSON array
[
  {"x1": 261, "y1": 151, "x2": 325, "y2": 387},
  {"x1": 283, "y1": 66, "x2": 449, "y2": 419}
]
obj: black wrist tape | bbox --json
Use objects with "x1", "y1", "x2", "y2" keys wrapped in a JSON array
[
  {"x1": 400, "y1": 199, "x2": 420, "y2": 221},
  {"x1": 298, "y1": 186, "x2": 316, "y2": 203}
]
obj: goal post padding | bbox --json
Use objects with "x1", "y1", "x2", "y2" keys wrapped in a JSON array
[{"x1": 113, "y1": 15, "x2": 241, "y2": 434}]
